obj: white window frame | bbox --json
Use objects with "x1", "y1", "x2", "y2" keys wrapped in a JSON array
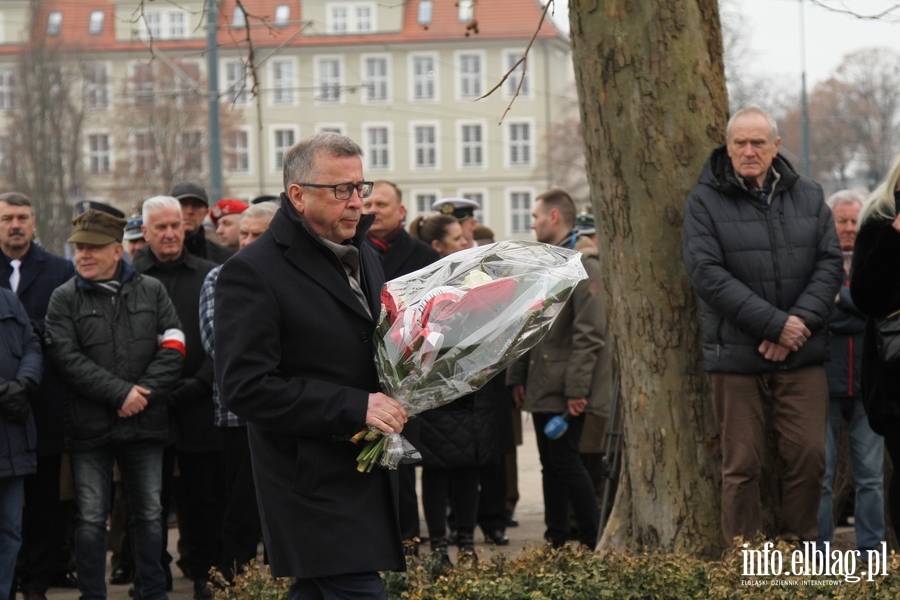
[
  {"x1": 457, "y1": 188, "x2": 487, "y2": 225},
  {"x1": 85, "y1": 131, "x2": 112, "y2": 175},
  {"x1": 409, "y1": 53, "x2": 438, "y2": 102},
  {"x1": 409, "y1": 121, "x2": 440, "y2": 171},
  {"x1": 224, "y1": 127, "x2": 252, "y2": 174},
  {"x1": 128, "y1": 60, "x2": 156, "y2": 106},
  {"x1": 505, "y1": 119, "x2": 534, "y2": 168},
  {"x1": 275, "y1": 5, "x2": 290, "y2": 26},
  {"x1": 361, "y1": 54, "x2": 390, "y2": 103},
  {"x1": 47, "y1": 11, "x2": 62, "y2": 35},
  {"x1": 315, "y1": 123, "x2": 346, "y2": 135},
  {"x1": 502, "y1": 49, "x2": 532, "y2": 99},
  {"x1": 174, "y1": 60, "x2": 203, "y2": 106},
  {"x1": 232, "y1": 5, "x2": 247, "y2": 27},
  {"x1": 168, "y1": 12, "x2": 186, "y2": 39},
  {"x1": 455, "y1": 50, "x2": 485, "y2": 100},
  {"x1": 0, "y1": 68, "x2": 14, "y2": 110},
  {"x1": 179, "y1": 129, "x2": 205, "y2": 174},
  {"x1": 457, "y1": 120, "x2": 487, "y2": 170},
  {"x1": 314, "y1": 55, "x2": 344, "y2": 104},
  {"x1": 89, "y1": 10, "x2": 104, "y2": 34},
  {"x1": 327, "y1": 2, "x2": 378, "y2": 33},
  {"x1": 83, "y1": 62, "x2": 110, "y2": 111},
  {"x1": 222, "y1": 59, "x2": 248, "y2": 105},
  {"x1": 269, "y1": 58, "x2": 296, "y2": 106},
  {"x1": 507, "y1": 187, "x2": 536, "y2": 236},
  {"x1": 363, "y1": 122, "x2": 392, "y2": 171},
  {"x1": 270, "y1": 125, "x2": 299, "y2": 173},
  {"x1": 355, "y1": 5, "x2": 373, "y2": 32},
  {"x1": 411, "y1": 189, "x2": 440, "y2": 220},
  {"x1": 458, "y1": 0, "x2": 474, "y2": 21},
  {"x1": 138, "y1": 9, "x2": 189, "y2": 40},
  {"x1": 131, "y1": 130, "x2": 158, "y2": 175}
]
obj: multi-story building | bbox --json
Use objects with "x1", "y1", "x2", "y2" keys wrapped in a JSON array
[{"x1": 0, "y1": 0, "x2": 572, "y2": 239}]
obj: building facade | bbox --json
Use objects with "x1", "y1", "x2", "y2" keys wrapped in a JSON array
[{"x1": 0, "y1": 0, "x2": 573, "y2": 239}]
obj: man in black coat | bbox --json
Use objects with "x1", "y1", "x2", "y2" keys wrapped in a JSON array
[
  {"x1": 216, "y1": 132, "x2": 408, "y2": 600},
  {"x1": 362, "y1": 180, "x2": 438, "y2": 553},
  {"x1": 0, "y1": 192, "x2": 75, "y2": 600},
  {"x1": 132, "y1": 196, "x2": 221, "y2": 600},
  {"x1": 682, "y1": 107, "x2": 843, "y2": 546},
  {"x1": 168, "y1": 182, "x2": 233, "y2": 265}
]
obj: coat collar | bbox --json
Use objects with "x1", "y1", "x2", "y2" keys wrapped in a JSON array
[
  {"x1": 270, "y1": 193, "x2": 379, "y2": 321},
  {"x1": 2, "y1": 243, "x2": 48, "y2": 297}
]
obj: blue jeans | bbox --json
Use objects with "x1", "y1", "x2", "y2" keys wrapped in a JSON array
[
  {"x1": 817, "y1": 396, "x2": 885, "y2": 551},
  {"x1": 0, "y1": 476, "x2": 24, "y2": 600},
  {"x1": 71, "y1": 442, "x2": 167, "y2": 600}
]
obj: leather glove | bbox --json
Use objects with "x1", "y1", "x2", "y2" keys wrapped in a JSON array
[
  {"x1": 0, "y1": 377, "x2": 35, "y2": 424},
  {"x1": 167, "y1": 378, "x2": 210, "y2": 407}
]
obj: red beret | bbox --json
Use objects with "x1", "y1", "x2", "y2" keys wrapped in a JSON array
[{"x1": 210, "y1": 199, "x2": 248, "y2": 226}]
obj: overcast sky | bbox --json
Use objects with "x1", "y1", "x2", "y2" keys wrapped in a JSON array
[{"x1": 547, "y1": 0, "x2": 900, "y2": 89}]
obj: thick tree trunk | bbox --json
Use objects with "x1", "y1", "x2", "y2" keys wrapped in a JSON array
[{"x1": 569, "y1": 0, "x2": 729, "y2": 556}]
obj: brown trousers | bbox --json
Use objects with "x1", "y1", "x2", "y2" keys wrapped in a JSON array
[{"x1": 711, "y1": 365, "x2": 828, "y2": 545}]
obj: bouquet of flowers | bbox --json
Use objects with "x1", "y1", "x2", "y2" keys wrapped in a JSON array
[{"x1": 352, "y1": 240, "x2": 588, "y2": 472}]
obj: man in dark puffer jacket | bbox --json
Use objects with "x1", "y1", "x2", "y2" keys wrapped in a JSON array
[
  {"x1": 45, "y1": 209, "x2": 184, "y2": 600},
  {"x1": 682, "y1": 106, "x2": 843, "y2": 546}
]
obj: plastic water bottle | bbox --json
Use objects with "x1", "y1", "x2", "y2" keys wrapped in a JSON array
[{"x1": 543, "y1": 410, "x2": 571, "y2": 440}]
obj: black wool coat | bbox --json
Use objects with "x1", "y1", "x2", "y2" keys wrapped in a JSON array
[
  {"x1": 378, "y1": 228, "x2": 439, "y2": 281},
  {"x1": 215, "y1": 195, "x2": 404, "y2": 579}
]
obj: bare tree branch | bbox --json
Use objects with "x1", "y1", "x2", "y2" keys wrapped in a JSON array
[{"x1": 807, "y1": 0, "x2": 900, "y2": 22}]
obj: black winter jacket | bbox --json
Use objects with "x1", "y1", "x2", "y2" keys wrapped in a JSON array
[
  {"x1": 132, "y1": 247, "x2": 219, "y2": 452},
  {"x1": 823, "y1": 270, "x2": 864, "y2": 397},
  {"x1": 44, "y1": 263, "x2": 183, "y2": 452},
  {"x1": 682, "y1": 147, "x2": 843, "y2": 373}
]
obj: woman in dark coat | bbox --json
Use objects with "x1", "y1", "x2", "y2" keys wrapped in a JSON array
[
  {"x1": 849, "y1": 152, "x2": 900, "y2": 542},
  {"x1": 408, "y1": 215, "x2": 499, "y2": 561}
]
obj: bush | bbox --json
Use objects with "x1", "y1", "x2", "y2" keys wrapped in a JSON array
[{"x1": 214, "y1": 541, "x2": 900, "y2": 599}]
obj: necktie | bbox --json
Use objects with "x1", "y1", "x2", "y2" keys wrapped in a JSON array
[{"x1": 9, "y1": 259, "x2": 21, "y2": 293}]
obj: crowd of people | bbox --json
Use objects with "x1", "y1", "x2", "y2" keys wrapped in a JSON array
[{"x1": 5, "y1": 109, "x2": 900, "y2": 600}]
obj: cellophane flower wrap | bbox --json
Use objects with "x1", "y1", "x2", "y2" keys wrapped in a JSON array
[{"x1": 353, "y1": 240, "x2": 588, "y2": 472}]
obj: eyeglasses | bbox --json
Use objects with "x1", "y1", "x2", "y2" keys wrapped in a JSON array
[{"x1": 297, "y1": 181, "x2": 374, "y2": 201}]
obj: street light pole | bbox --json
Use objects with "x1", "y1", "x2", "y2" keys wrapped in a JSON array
[
  {"x1": 800, "y1": 0, "x2": 810, "y2": 177},
  {"x1": 206, "y1": 0, "x2": 223, "y2": 202}
]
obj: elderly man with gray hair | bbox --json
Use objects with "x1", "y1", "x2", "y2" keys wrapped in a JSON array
[
  {"x1": 817, "y1": 189, "x2": 885, "y2": 553},
  {"x1": 682, "y1": 106, "x2": 843, "y2": 546}
]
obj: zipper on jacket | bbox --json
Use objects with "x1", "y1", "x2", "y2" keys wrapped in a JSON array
[
  {"x1": 766, "y1": 208, "x2": 785, "y2": 310},
  {"x1": 779, "y1": 211, "x2": 794, "y2": 255}
]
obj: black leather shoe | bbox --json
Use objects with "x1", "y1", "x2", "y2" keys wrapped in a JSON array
[
  {"x1": 483, "y1": 529, "x2": 510, "y2": 546},
  {"x1": 506, "y1": 515, "x2": 519, "y2": 528},
  {"x1": 109, "y1": 566, "x2": 132, "y2": 585},
  {"x1": 50, "y1": 572, "x2": 78, "y2": 589}
]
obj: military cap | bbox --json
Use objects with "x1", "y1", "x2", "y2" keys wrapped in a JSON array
[
  {"x1": 210, "y1": 200, "x2": 248, "y2": 226},
  {"x1": 123, "y1": 216, "x2": 144, "y2": 241},
  {"x1": 68, "y1": 209, "x2": 127, "y2": 245},
  {"x1": 75, "y1": 200, "x2": 125, "y2": 219},
  {"x1": 432, "y1": 197, "x2": 480, "y2": 221},
  {"x1": 169, "y1": 181, "x2": 209, "y2": 207},
  {"x1": 251, "y1": 194, "x2": 279, "y2": 205},
  {"x1": 574, "y1": 212, "x2": 595, "y2": 236}
]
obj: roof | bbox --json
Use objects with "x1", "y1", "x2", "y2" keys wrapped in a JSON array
[{"x1": 0, "y1": 0, "x2": 565, "y2": 56}]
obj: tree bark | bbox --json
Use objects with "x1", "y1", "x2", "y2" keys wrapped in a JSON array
[{"x1": 569, "y1": 0, "x2": 728, "y2": 556}]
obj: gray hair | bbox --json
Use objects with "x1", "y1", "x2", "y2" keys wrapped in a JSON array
[
  {"x1": 0, "y1": 192, "x2": 32, "y2": 208},
  {"x1": 726, "y1": 106, "x2": 779, "y2": 141},
  {"x1": 282, "y1": 132, "x2": 363, "y2": 191},
  {"x1": 826, "y1": 189, "x2": 866, "y2": 210},
  {"x1": 242, "y1": 201, "x2": 278, "y2": 221},
  {"x1": 142, "y1": 196, "x2": 182, "y2": 223}
]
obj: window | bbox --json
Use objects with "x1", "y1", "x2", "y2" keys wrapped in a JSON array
[
  {"x1": 225, "y1": 129, "x2": 250, "y2": 173},
  {"x1": 330, "y1": 7, "x2": 347, "y2": 33},
  {"x1": 415, "y1": 193, "x2": 437, "y2": 214},
  {"x1": 273, "y1": 129, "x2": 295, "y2": 170},
  {"x1": 232, "y1": 6, "x2": 246, "y2": 27},
  {"x1": 144, "y1": 13, "x2": 161, "y2": 38},
  {"x1": 131, "y1": 63, "x2": 155, "y2": 106},
  {"x1": 169, "y1": 12, "x2": 185, "y2": 39},
  {"x1": 505, "y1": 52, "x2": 530, "y2": 96},
  {"x1": 364, "y1": 57, "x2": 388, "y2": 102},
  {"x1": 83, "y1": 64, "x2": 109, "y2": 110},
  {"x1": 88, "y1": 134, "x2": 110, "y2": 174},
  {"x1": 458, "y1": 0, "x2": 474, "y2": 21},
  {"x1": 460, "y1": 124, "x2": 483, "y2": 168},
  {"x1": 225, "y1": 61, "x2": 248, "y2": 104},
  {"x1": 508, "y1": 122, "x2": 531, "y2": 166},
  {"x1": 180, "y1": 131, "x2": 203, "y2": 173},
  {"x1": 316, "y1": 124, "x2": 345, "y2": 135},
  {"x1": 412, "y1": 56, "x2": 435, "y2": 101},
  {"x1": 366, "y1": 126, "x2": 390, "y2": 170},
  {"x1": 418, "y1": 1, "x2": 433, "y2": 25},
  {"x1": 271, "y1": 60, "x2": 294, "y2": 104},
  {"x1": 0, "y1": 138, "x2": 9, "y2": 178},
  {"x1": 0, "y1": 69, "x2": 16, "y2": 110},
  {"x1": 275, "y1": 5, "x2": 290, "y2": 26},
  {"x1": 356, "y1": 6, "x2": 372, "y2": 32},
  {"x1": 175, "y1": 61, "x2": 201, "y2": 105},
  {"x1": 458, "y1": 53, "x2": 481, "y2": 98},
  {"x1": 89, "y1": 11, "x2": 104, "y2": 34},
  {"x1": 316, "y1": 58, "x2": 341, "y2": 102},
  {"x1": 413, "y1": 125, "x2": 436, "y2": 169},
  {"x1": 133, "y1": 132, "x2": 157, "y2": 174},
  {"x1": 47, "y1": 12, "x2": 62, "y2": 35},
  {"x1": 509, "y1": 191, "x2": 533, "y2": 234},
  {"x1": 461, "y1": 191, "x2": 485, "y2": 223}
]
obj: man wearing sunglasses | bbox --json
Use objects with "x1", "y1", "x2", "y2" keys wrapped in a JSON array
[{"x1": 215, "y1": 132, "x2": 407, "y2": 600}]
